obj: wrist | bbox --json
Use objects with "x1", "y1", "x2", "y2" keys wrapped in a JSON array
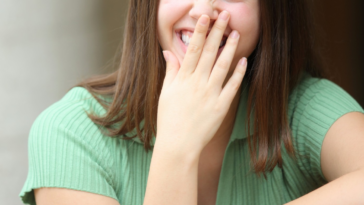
[{"x1": 153, "y1": 134, "x2": 202, "y2": 164}]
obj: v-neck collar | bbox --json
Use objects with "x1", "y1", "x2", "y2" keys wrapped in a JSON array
[{"x1": 124, "y1": 79, "x2": 251, "y2": 146}]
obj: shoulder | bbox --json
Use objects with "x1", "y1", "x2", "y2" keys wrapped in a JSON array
[
  {"x1": 31, "y1": 87, "x2": 107, "y2": 139},
  {"x1": 43, "y1": 86, "x2": 107, "y2": 119},
  {"x1": 28, "y1": 86, "x2": 116, "y2": 160},
  {"x1": 286, "y1": 72, "x2": 364, "y2": 182},
  {"x1": 20, "y1": 87, "x2": 120, "y2": 204},
  {"x1": 288, "y1": 72, "x2": 363, "y2": 121}
]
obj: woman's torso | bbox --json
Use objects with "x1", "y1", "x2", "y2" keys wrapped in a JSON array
[{"x1": 21, "y1": 72, "x2": 364, "y2": 205}]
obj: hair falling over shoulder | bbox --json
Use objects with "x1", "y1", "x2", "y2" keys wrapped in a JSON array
[{"x1": 74, "y1": 0, "x2": 328, "y2": 176}]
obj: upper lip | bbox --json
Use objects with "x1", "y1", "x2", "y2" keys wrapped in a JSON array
[{"x1": 176, "y1": 27, "x2": 230, "y2": 38}]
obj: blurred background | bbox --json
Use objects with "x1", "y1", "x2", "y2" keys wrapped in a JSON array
[{"x1": 0, "y1": 1, "x2": 363, "y2": 204}]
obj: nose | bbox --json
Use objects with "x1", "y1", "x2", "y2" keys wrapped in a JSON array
[{"x1": 189, "y1": 0, "x2": 219, "y2": 23}]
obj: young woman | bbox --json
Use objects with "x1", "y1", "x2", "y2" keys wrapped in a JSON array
[{"x1": 20, "y1": 0, "x2": 364, "y2": 204}]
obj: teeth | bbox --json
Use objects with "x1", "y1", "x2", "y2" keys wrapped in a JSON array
[
  {"x1": 181, "y1": 32, "x2": 191, "y2": 46},
  {"x1": 180, "y1": 30, "x2": 226, "y2": 48}
]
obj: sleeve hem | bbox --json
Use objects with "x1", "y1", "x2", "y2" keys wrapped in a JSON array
[
  {"x1": 292, "y1": 78, "x2": 364, "y2": 184},
  {"x1": 19, "y1": 184, "x2": 119, "y2": 205}
]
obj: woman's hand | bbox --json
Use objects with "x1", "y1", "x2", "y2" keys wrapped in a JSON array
[{"x1": 156, "y1": 11, "x2": 247, "y2": 155}]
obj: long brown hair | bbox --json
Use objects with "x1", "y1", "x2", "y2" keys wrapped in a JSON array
[{"x1": 75, "y1": 0, "x2": 327, "y2": 175}]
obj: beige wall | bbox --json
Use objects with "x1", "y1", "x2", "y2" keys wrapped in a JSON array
[{"x1": 0, "y1": 1, "x2": 127, "y2": 204}]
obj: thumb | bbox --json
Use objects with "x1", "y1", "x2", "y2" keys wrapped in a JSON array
[{"x1": 162, "y1": 50, "x2": 180, "y2": 87}]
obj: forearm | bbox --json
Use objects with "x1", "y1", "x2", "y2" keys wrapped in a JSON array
[
  {"x1": 285, "y1": 169, "x2": 364, "y2": 205},
  {"x1": 143, "y1": 140, "x2": 201, "y2": 205}
]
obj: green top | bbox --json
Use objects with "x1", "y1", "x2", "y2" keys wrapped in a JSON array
[{"x1": 20, "y1": 72, "x2": 364, "y2": 205}]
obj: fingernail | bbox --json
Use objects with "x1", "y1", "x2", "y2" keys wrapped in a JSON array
[
  {"x1": 230, "y1": 30, "x2": 239, "y2": 39},
  {"x1": 220, "y1": 11, "x2": 229, "y2": 21},
  {"x1": 200, "y1": 15, "x2": 209, "y2": 25},
  {"x1": 162, "y1": 51, "x2": 169, "y2": 61},
  {"x1": 239, "y1": 57, "x2": 247, "y2": 66}
]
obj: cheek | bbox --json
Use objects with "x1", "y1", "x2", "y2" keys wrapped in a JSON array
[
  {"x1": 157, "y1": 1, "x2": 188, "y2": 48},
  {"x1": 158, "y1": 2, "x2": 181, "y2": 25},
  {"x1": 231, "y1": 6, "x2": 259, "y2": 40},
  {"x1": 229, "y1": 6, "x2": 260, "y2": 56}
]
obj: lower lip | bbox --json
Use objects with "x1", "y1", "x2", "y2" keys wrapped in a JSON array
[{"x1": 176, "y1": 31, "x2": 225, "y2": 58}]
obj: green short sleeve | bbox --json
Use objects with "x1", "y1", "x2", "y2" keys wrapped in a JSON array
[
  {"x1": 19, "y1": 87, "x2": 118, "y2": 205},
  {"x1": 289, "y1": 75, "x2": 364, "y2": 184}
]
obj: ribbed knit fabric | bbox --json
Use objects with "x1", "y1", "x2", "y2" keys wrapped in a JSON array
[{"x1": 19, "y1": 72, "x2": 364, "y2": 205}]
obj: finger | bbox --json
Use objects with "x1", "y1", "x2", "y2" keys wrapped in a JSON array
[
  {"x1": 219, "y1": 57, "x2": 247, "y2": 105},
  {"x1": 207, "y1": 30, "x2": 240, "y2": 90},
  {"x1": 195, "y1": 10, "x2": 230, "y2": 82},
  {"x1": 178, "y1": 15, "x2": 210, "y2": 77},
  {"x1": 162, "y1": 50, "x2": 180, "y2": 87}
]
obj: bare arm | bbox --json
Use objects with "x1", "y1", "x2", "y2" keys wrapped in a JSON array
[
  {"x1": 34, "y1": 188, "x2": 120, "y2": 205},
  {"x1": 143, "y1": 9, "x2": 247, "y2": 205},
  {"x1": 143, "y1": 141, "x2": 201, "y2": 205},
  {"x1": 285, "y1": 112, "x2": 364, "y2": 204}
]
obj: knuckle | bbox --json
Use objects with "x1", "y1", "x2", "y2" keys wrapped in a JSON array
[
  {"x1": 235, "y1": 68, "x2": 244, "y2": 75},
  {"x1": 192, "y1": 76, "x2": 205, "y2": 90},
  {"x1": 206, "y1": 86, "x2": 218, "y2": 98},
  {"x1": 212, "y1": 103, "x2": 226, "y2": 114},
  {"x1": 214, "y1": 22, "x2": 226, "y2": 31},
  {"x1": 201, "y1": 90, "x2": 210, "y2": 101},
  {"x1": 216, "y1": 59, "x2": 230, "y2": 69},
  {"x1": 230, "y1": 81, "x2": 240, "y2": 91},
  {"x1": 195, "y1": 80, "x2": 205, "y2": 91},
  {"x1": 212, "y1": 104, "x2": 222, "y2": 113},
  {"x1": 203, "y1": 44, "x2": 217, "y2": 53},
  {"x1": 226, "y1": 37, "x2": 238, "y2": 46},
  {"x1": 195, "y1": 25, "x2": 206, "y2": 34},
  {"x1": 187, "y1": 44, "x2": 201, "y2": 54}
]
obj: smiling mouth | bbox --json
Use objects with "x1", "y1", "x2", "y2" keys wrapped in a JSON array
[{"x1": 177, "y1": 30, "x2": 227, "y2": 49}]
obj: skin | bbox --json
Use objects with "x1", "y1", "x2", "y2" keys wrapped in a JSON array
[
  {"x1": 34, "y1": 1, "x2": 364, "y2": 205},
  {"x1": 285, "y1": 112, "x2": 364, "y2": 205},
  {"x1": 147, "y1": 10, "x2": 249, "y2": 204},
  {"x1": 157, "y1": 0, "x2": 260, "y2": 85},
  {"x1": 155, "y1": 1, "x2": 259, "y2": 203},
  {"x1": 156, "y1": 0, "x2": 260, "y2": 163}
]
